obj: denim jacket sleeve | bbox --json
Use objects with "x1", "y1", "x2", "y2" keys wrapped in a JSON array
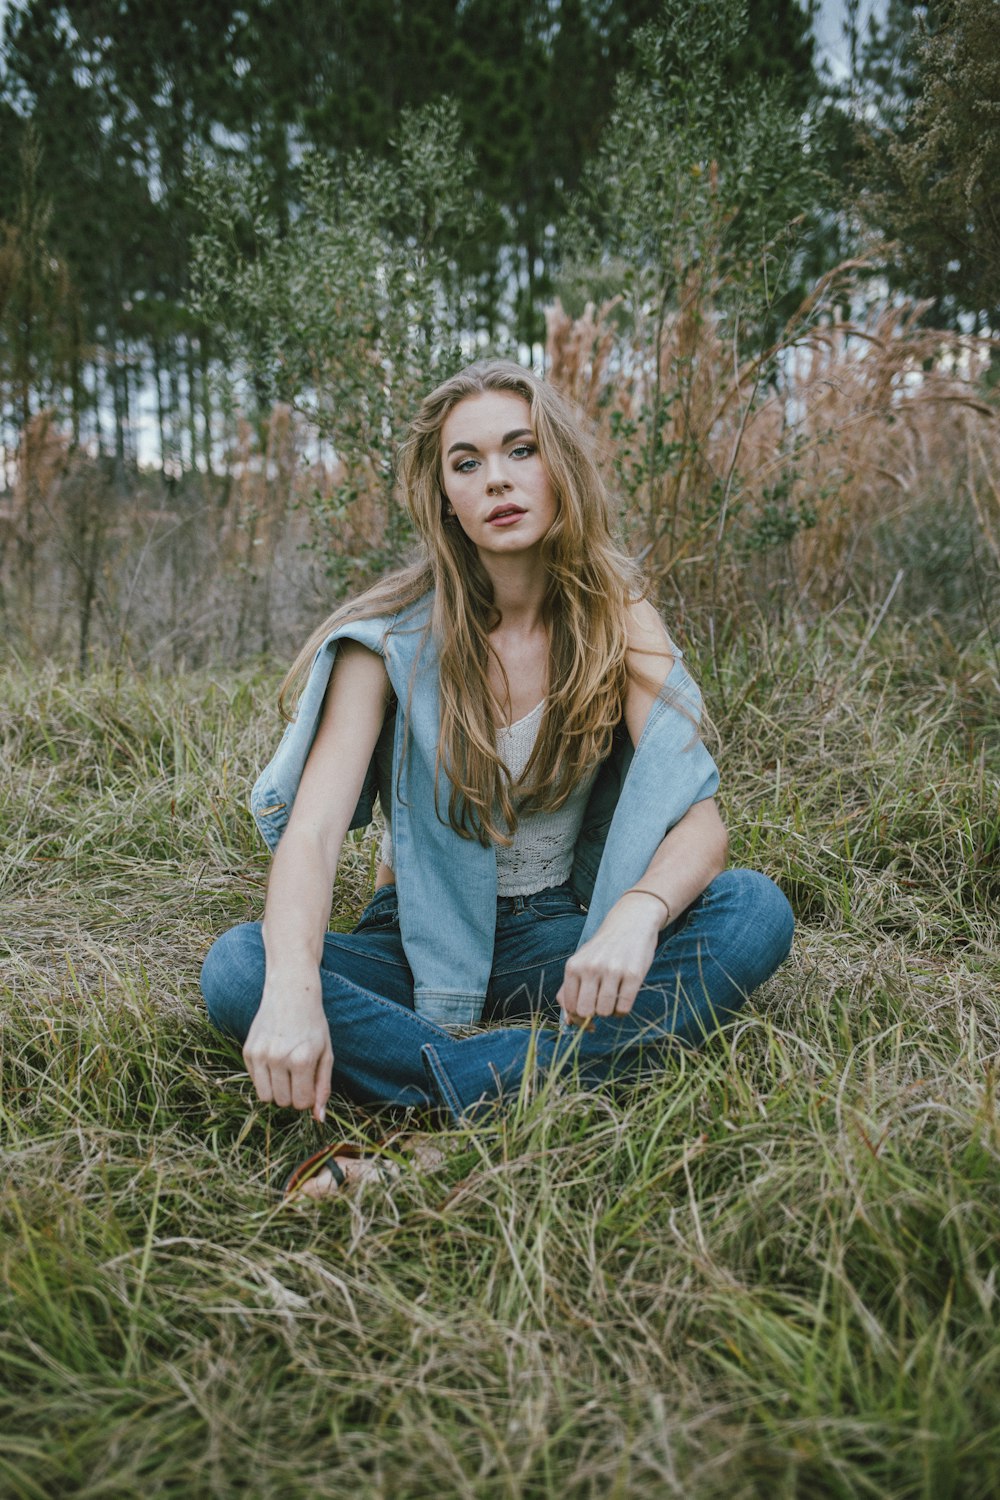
[
  {"x1": 570, "y1": 651, "x2": 720, "y2": 941},
  {"x1": 249, "y1": 613, "x2": 395, "y2": 852}
]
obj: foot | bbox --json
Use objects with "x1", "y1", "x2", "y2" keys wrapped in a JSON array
[{"x1": 283, "y1": 1136, "x2": 446, "y2": 1202}]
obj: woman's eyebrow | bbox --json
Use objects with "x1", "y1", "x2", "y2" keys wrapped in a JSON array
[{"x1": 446, "y1": 427, "x2": 533, "y2": 457}]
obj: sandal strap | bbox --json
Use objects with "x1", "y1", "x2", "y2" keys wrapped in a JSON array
[
  {"x1": 281, "y1": 1145, "x2": 348, "y2": 1198},
  {"x1": 279, "y1": 1130, "x2": 423, "y2": 1200}
]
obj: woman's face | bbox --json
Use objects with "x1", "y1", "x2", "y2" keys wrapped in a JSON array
[{"x1": 439, "y1": 391, "x2": 557, "y2": 561}]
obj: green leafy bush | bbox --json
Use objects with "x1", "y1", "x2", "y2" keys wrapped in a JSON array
[
  {"x1": 554, "y1": 0, "x2": 828, "y2": 587},
  {"x1": 190, "y1": 98, "x2": 482, "y2": 585}
]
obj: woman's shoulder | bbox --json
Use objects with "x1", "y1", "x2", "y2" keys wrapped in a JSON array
[
  {"x1": 625, "y1": 598, "x2": 677, "y2": 660},
  {"x1": 318, "y1": 589, "x2": 434, "y2": 653},
  {"x1": 621, "y1": 599, "x2": 687, "y2": 746}
]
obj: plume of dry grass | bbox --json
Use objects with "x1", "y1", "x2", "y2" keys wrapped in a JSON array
[
  {"x1": 546, "y1": 271, "x2": 1000, "y2": 640},
  {"x1": 4, "y1": 277, "x2": 998, "y2": 681},
  {"x1": 1, "y1": 611, "x2": 997, "y2": 1498},
  {"x1": 0, "y1": 405, "x2": 338, "y2": 670}
]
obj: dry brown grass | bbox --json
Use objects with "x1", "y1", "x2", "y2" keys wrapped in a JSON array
[
  {"x1": 1, "y1": 612, "x2": 997, "y2": 1498},
  {"x1": 546, "y1": 268, "x2": 1000, "y2": 636},
  {"x1": 0, "y1": 406, "x2": 339, "y2": 668},
  {"x1": 2, "y1": 274, "x2": 997, "y2": 677}
]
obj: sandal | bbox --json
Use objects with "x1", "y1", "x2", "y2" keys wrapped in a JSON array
[
  {"x1": 281, "y1": 1141, "x2": 369, "y2": 1200},
  {"x1": 280, "y1": 1133, "x2": 445, "y2": 1202}
]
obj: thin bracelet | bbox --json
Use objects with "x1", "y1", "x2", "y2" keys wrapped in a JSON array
[{"x1": 624, "y1": 886, "x2": 672, "y2": 923}]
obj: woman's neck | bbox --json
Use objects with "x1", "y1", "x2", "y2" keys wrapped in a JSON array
[
  {"x1": 475, "y1": 553, "x2": 550, "y2": 721},
  {"x1": 480, "y1": 552, "x2": 548, "y2": 635}
]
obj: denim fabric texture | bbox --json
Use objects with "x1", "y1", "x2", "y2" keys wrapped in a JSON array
[
  {"x1": 248, "y1": 594, "x2": 721, "y2": 1027},
  {"x1": 201, "y1": 870, "x2": 794, "y2": 1124}
]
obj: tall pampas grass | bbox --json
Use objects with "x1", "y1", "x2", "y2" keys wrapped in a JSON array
[{"x1": 546, "y1": 263, "x2": 999, "y2": 638}]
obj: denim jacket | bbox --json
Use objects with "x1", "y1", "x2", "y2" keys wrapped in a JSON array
[{"x1": 250, "y1": 594, "x2": 719, "y2": 1027}]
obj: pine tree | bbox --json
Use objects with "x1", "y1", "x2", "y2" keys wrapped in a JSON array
[{"x1": 857, "y1": 0, "x2": 1000, "y2": 329}]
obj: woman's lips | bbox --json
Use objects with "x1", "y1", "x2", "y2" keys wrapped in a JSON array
[{"x1": 486, "y1": 505, "x2": 526, "y2": 526}]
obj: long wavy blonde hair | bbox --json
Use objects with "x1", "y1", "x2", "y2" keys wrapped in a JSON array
[{"x1": 281, "y1": 360, "x2": 649, "y2": 845}]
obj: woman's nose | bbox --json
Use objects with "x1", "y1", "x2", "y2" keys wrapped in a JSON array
[{"x1": 485, "y1": 463, "x2": 511, "y2": 494}]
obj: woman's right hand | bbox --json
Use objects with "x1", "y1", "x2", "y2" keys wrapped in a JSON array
[
  {"x1": 248, "y1": 640, "x2": 391, "y2": 1126},
  {"x1": 242, "y1": 973, "x2": 333, "y2": 1124}
]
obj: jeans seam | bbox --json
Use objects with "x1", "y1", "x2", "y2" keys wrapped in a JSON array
[
  {"x1": 325, "y1": 968, "x2": 448, "y2": 1039},
  {"x1": 523, "y1": 902, "x2": 584, "y2": 920},
  {"x1": 325, "y1": 930, "x2": 410, "y2": 966},
  {"x1": 321, "y1": 936, "x2": 411, "y2": 973},
  {"x1": 422, "y1": 1045, "x2": 464, "y2": 1120},
  {"x1": 490, "y1": 941, "x2": 579, "y2": 980}
]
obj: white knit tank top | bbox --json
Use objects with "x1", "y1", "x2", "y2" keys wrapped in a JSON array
[{"x1": 379, "y1": 700, "x2": 597, "y2": 896}]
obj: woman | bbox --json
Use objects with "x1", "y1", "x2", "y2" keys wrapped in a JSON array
[{"x1": 201, "y1": 360, "x2": 794, "y2": 1197}]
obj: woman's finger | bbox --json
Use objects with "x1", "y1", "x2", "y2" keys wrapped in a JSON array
[
  {"x1": 269, "y1": 1064, "x2": 292, "y2": 1109},
  {"x1": 290, "y1": 1062, "x2": 316, "y2": 1113},
  {"x1": 247, "y1": 1053, "x2": 273, "y2": 1104},
  {"x1": 556, "y1": 964, "x2": 578, "y2": 1017},
  {"x1": 614, "y1": 974, "x2": 642, "y2": 1016},
  {"x1": 572, "y1": 970, "x2": 600, "y2": 1021},
  {"x1": 313, "y1": 1051, "x2": 333, "y2": 1124},
  {"x1": 594, "y1": 976, "x2": 622, "y2": 1016}
]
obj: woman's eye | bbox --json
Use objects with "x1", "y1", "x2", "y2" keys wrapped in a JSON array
[
  {"x1": 510, "y1": 443, "x2": 537, "y2": 459},
  {"x1": 455, "y1": 458, "x2": 479, "y2": 474}
]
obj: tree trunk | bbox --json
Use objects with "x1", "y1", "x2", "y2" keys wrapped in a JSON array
[
  {"x1": 153, "y1": 336, "x2": 167, "y2": 470},
  {"x1": 200, "y1": 331, "x2": 214, "y2": 476},
  {"x1": 186, "y1": 334, "x2": 199, "y2": 471}
]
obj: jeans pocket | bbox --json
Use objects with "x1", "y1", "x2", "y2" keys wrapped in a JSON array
[{"x1": 354, "y1": 884, "x2": 400, "y2": 933}]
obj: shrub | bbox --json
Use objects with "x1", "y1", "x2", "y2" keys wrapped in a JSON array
[{"x1": 189, "y1": 97, "x2": 483, "y2": 590}]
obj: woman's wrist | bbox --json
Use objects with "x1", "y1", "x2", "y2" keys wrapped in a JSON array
[
  {"x1": 260, "y1": 959, "x2": 323, "y2": 1010},
  {"x1": 620, "y1": 886, "x2": 672, "y2": 928}
]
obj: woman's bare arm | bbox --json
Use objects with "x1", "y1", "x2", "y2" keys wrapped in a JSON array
[
  {"x1": 243, "y1": 641, "x2": 391, "y2": 1121},
  {"x1": 558, "y1": 601, "x2": 728, "y2": 1025},
  {"x1": 557, "y1": 798, "x2": 728, "y2": 1024}
]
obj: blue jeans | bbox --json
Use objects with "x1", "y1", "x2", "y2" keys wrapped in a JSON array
[{"x1": 200, "y1": 870, "x2": 794, "y2": 1124}]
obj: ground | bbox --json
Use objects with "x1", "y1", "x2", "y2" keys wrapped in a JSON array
[{"x1": 1, "y1": 614, "x2": 997, "y2": 1498}]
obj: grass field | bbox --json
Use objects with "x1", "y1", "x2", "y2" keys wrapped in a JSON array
[{"x1": 1, "y1": 612, "x2": 998, "y2": 1499}]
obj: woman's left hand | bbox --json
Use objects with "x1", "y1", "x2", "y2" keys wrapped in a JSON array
[{"x1": 556, "y1": 892, "x2": 665, "y2": 1026}]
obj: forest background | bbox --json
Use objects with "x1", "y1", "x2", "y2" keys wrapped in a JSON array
[
  {"x1": 3, "y1": 0, "x2": 998, "y2": 667},
  {"x1": 1, "y1": 2, "x2": 999, "y2": 1497}
]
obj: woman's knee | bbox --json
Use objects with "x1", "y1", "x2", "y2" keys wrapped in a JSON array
[
  {"x1": 683, "y1": 876, "x2": 791, "y2": 1002},
  {"x1": 200, "y1": 922, "x2": 266, "y2": 1040},
  {"x1": 704, "y1": 868, "x2": 795, "y2": 981}
]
